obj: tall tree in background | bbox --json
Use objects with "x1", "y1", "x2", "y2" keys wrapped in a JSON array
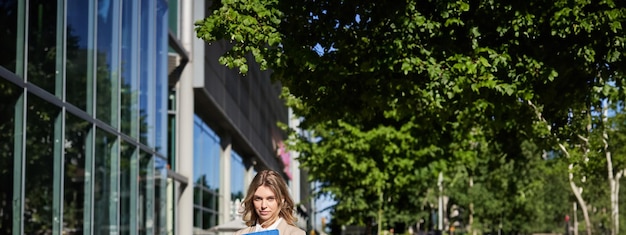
[
  {"x1": 595, "y1": 76, "x2": 626, "y2": 235},
  {"x1": 609, "y1": 108, "x2": 626, "y2": 234},
  {"x1": 195, "y1": 0, "x2": 626, "y2": 234}
]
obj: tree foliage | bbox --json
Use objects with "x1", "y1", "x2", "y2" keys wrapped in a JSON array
[{"x1": 196, "y1": 0, "x2": 626, "y2": 233}]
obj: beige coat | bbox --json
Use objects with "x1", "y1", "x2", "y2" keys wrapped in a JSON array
[{"x1": 233, "y1": 219, "x2": 306, "y2": 235}]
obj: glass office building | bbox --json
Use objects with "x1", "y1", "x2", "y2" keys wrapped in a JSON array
[
  {"x1": 0, "y1": 0, "x2": 309, "y2": 235},
  {"x1": 1, "y1": 0, "x2": 171, "y2": 234}
]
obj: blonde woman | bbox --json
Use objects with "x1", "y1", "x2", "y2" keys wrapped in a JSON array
[{"x1": 234, "y1": 170, "x2": 306, "y2": 235}]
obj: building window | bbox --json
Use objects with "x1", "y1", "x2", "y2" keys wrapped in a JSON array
[
  {"x1": 94, "y1": 129, "x2": 118, "y2": 234},
  {"x1": 231, "y1": 151, "x2": 246, "y2": 221},
  {"x1": 193, "y1": 115, "x2": 221, "y2": 232},
  {"x1": 139, "y1": 0, "x2": 156, "y2": 147},
  {"x1": 24, "y1": 93, "x2": 59, "y2": 234},
  {"x1": 66, "y1": 0, "x2": 93, "y2": 112},
  {"x1": 0, "y1": 0, "x2": 169, "y2": 234},
  {"x1": 155, "y1": 0, "x2": 168, "y2": 155},
  {"x1": 95, "y1": 0, "x2": 121, "y2": 127},
  {"x1": 0, "y1": 78, "x2": 18, "y2": 234},
  {"x1": 0, "y1": 0, "x2": 18, "y2": 72},
  {"x1": 27, "y1": 0, "x2": 59, "y2": 94},
  {"x1": 119, "y1": 141, "x2": 138, "y2": 235},
  {"x1": 120, "y1": 0, "x2": 139, "y2": 138}
]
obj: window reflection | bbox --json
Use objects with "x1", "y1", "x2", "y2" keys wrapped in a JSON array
[
  {"x1": 121, "y1": 0, "x2": 139, "y2": 137},
  {"x1": 139, "y1": 0, "x2": 155, "y2": 147},
  {"x1": 0, "y1": 0, "x2": 18, "y2": 72},
  {"x1": 154, "y1": 157, "x2": 167, "y2": 234},
  {"x1": 94, "y1": 129, "x2": 118, "y2": 235},
  {"x1": 155, "y1": 0, "x2": 168, "y2": 155},
  {"x1": 231, "y1": 152, "x2": 245, "y2": 200},
  {"x1": 64, "y1": 113, "x2": 89, "y2": 234},
  {"x1": 0, "y1": 78, "x2": 19, "y2": 234},
  {"x1": 66, "y1": 0, "x2": 91, "y2": 111},
  {"x1": 139, "y1": 151, "x2": 154, "y2": 235},
  {"x1": 96, "y1": 0, "x2": 118, "y2": 126},
  {"x1": 193, "y1": 116, "x2": 220, "y2": 189},
  {"x1": 192, "y1": 115, "x2": 221, "y2": 232},
  {"x1": 0, "y1": 0, "x2": 170, "y2": 233},
  {"x1": 193, "y1": 207, "x2": 202, "y2": 229},
  {"x1": 27, "y1": 0, "x2": 58, "y2": 93},
  {"x1": 231, "y1": 152, "x2": 245, "y2": 220},
  {"x1": 202, "y1": 188, "x2": 216, "y2": 217},
  {"x1": 202, "y1": 211, "x2": 213, "y2": 230},
  {"x1": 25, "y1": 93, "x2": 60, "y2": 234},
  {"x1": 120, "y1": 141, "x2": 136, "y2": 235}
]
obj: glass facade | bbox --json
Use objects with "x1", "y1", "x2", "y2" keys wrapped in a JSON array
[
  {"x1": 26, "y1": 0, "x2": 59, "y2": 95},
  {"x1": 0, "y1": 78, "x2": 18, "y2": 234},
  {"x1": 231, "y1": 152, "x2": 245, "y2": 201},
  {"x1": 0, "y1": 0, "x2": 170, "y2": 234},
  {"x1": 193, "y1": 115, "x2": 221, "y2": 231},
  {"x1": 1, "y1": 0, "x2": 296, "y2": 234},
  {"x1": 231, "y1": 152, "x2": 246, "y2": 221}
]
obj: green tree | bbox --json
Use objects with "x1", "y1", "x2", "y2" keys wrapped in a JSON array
[{"x1": 196, "y1": 0, "x2": 626, "y2": 234}]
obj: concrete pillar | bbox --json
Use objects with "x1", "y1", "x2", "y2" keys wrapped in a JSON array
[
  {"x1": 220, "y1": 135, "x2": 233, "y2": 224},
  {"x1": 290, "y1": 155, "x2": 300, "y2": 203},
  {"x1": 288, "y1": 108, "x2": 301, "y2": 203},
  {"x1": 176, "y1": 0, "x2": 198, "y2": 234}
]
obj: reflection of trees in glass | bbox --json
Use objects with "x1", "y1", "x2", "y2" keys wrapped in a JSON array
[
  {"x1": 0, "y1": 79, "x2": 19, "y2": 234},
  {"x1": 16, "y1": 4, "x2": 86, "y2": 233},
  {"x1": 65, "y1": 0, "x2": 90, "y2": 111},
  {"x1": 193, "y1": 176, "x2": 222, "y2": 229},
  {"x1": 94, "y1": 129, "x2": 117, "y2": 235},
  {"x1": 24, "y1": 94, "x2": 59, "y2": 235},
  {"x1": 119, "y1": 141, "x2": 136, "y2": 235},
  {"x1": 154, "y1": 157, "x2": 168, "y2": 235},
  {"x1": 64, "y1": 10, "x2": 103, "y2": 232},
  {"x1": 195, "y1": 175, "x2": 209, "y2": 188},
  {"x1": 65, "y1": 41, "x2": 89, "y2": 111},
  {"x1": 1, "y1": 0, "x2": 159, "y2": 233},
  {"x1": 197, "y1": 177, "x2": 216, "y2": 207},
  {"x1": 0, "y1": 0, "x2": 17, "y2": 71},
  {"x1": 231, "y1": 191, "x2": 244, "y2": 201},
  {"x1": 64, "y1": 54, "x2": 145, "y2": 235},
  {"x1": 27, "y1": 0, "x2": 59, "y2": 94},
  {"x1": 63, "y1": 113, "x2": 90, "y2": 235},
  {"x1": 139, "y1": 151, "x2": 154, "y2": 234}
]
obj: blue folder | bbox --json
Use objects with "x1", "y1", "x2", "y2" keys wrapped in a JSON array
[{"x1": 245, "y1": 229, "x2": 279, "y2": 235}]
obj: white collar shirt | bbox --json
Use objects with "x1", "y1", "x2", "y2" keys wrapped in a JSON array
[{"x1": 255, "y1": 217, "x2": 283, "y2": 232}]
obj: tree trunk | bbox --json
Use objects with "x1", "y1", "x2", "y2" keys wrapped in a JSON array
[
  {"x1": 609, "y1": 172, "x2": 621, "y2": 235},
  {"x1": 558, "y1": 139, "x2": 592, "y2": 235},
  {"x1": 529, "y1": 100, "x2": 593, "y2": 235},
  {"x1": 602, "y1": 100, "x2": 621, "y2": 235},
  {"x1": 569, "y1": 171, "x2": 592, "y2": 235}
]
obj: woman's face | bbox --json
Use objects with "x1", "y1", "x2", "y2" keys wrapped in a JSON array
[{"x1": 253, "y1": 185, "x2": 280, "y2": 224}]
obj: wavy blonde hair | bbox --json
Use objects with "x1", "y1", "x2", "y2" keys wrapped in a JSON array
[{"x1": 240, "y1": 170, "x2": 297, "y2": 227}]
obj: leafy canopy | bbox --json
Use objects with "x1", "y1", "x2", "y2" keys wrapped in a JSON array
[{"x1": 196, "y1": 0, "x2": 626, "y2": 229}]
